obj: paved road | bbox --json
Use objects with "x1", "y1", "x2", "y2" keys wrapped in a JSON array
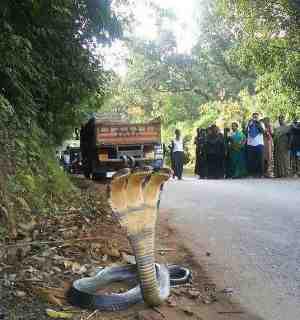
[{"x1": 161, "y1": 177, "x2": 300, "y2": 320}]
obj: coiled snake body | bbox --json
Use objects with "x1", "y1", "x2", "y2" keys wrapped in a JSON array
[{"x1": 67, "y1": 168, "x2": 191, "y2": 310}]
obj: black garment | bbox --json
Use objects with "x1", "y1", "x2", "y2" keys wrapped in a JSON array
[
  {"x1": 224, "y1": 131, "x2": 232, "y2": 178},
  {"x1": 198, "y1": 155, "x2": 207, "y2": 178},
  {"x1": 194, "y1": 136, "x2": 206, "y2": 178},
  {"x1": 291, "y1": 123, "x2": 300, "y2": 152},
  {"x1": 291, "y1": 123, "x2": 300, "y2": 175},
  {"x1": 247, "y1": 145, "x2": 264, "y2": 177},
  {"x1": 206, "y1": 154, "x2": 224, "y2": 179},
  {"x1": 173, "y1": 151, "x2": 184, "y2": 179},
  {"x1": 194, "y1": 136, "x2": 200, "y2": 175},
  {"x1": 205, "y1": 134, "x2": 225, "y2": 179}
]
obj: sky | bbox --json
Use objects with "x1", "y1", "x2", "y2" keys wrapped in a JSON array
[
  {"x1": 102, "y1": 0, "x2": 198, "y2": 76},
  {"x1": 134, "y1": 0, "x2": 197, "y2": 52}
]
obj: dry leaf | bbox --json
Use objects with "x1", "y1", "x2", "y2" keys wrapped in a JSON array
[
  {"x1": 46, "y1": 308, "x2": 73, "y2": 319},
  {"x1": 64, "y1": 261, "x2": 86, "y2": 274},
  {"x1": 18, "y1": 218, "x2": 37, "y2": 234},
  {"x1": 32, "y1": 286, "x2": 66, "y2": 306}
]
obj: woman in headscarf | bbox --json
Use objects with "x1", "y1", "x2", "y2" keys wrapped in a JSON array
[
  {"x1": 273, "y1": 115, "x2": 291, "y2": 178},
  {"x1": 224, "y1": 127, "x2": 232, "y2": 178},
  {"x1": 194, "y1": 128, "x2": 201, "y2": 176},
  {"x1": 262, "y1": 117, "x2": 274, "y2": 178},
  {"x1": 204, "y1": 125, "x2": 225, "y2": 179},
  {"x1": 194, "y1": 128, "x2": 207, "y2": 178},
  {"x1": 229, "y1": 122, "x2": 247, "y2": 178}
]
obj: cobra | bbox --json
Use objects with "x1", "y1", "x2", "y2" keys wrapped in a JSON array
[{"x1": 67, "y1": 167, "x2": 191, "y2": 310}]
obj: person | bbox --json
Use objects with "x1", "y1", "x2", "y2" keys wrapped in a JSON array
[
  {"x1": 262, "y1": 117, "x2": 274, "y2": 178},
  {"x1": 194, "y1": 128, "x2": 201, "y2": 176},
  {"x1": 55, "y1": 150, "x2": 60, "y2": 162},
  {"x1": 224, "y1": 127, "x2": 232, "y2": 178},
  {"x1": 273, "y1": 115, "x2": 291, "y2": 178},
  {"x1": 63, "y1": 146, "x2": 71, "y2": 172},
  {"x1": 204, "y1": 125, "x2": 225, "y2": 179},
  {"x1": 170, "y1": 129, "x2": 184, "y2": 180},
  {"x1": 290, "y1": 117, "x2": 300, "y2": 177},
  {"x1": 194, "y1": 128, "x2": 207, "y2": 178},
  {"x1": 246, "y1": 113, "x2": 265, "y2": 177},
  {"x1": 229, "y1": 122, "x2": 247, "y2": 178}
]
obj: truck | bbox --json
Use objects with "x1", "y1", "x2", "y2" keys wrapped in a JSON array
[
  {"x1": 80, "y1": 117, "x2": 164, "y2": 179},
  {"x1": 57, "y1": 139, "x2": 83, "y2": 174}
]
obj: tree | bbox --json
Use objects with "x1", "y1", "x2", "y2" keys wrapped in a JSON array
[
  {"x1": 220, "y1": 0, "x2": 300, "y2": 118},
  {"x1": 0, "y1": 0, "x2": 125, "y2": 144}
]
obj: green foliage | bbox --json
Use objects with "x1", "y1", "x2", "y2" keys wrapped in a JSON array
[
  {"x1": 0, "y1": 0, "x2": 124, "y2": 145},
  {"x1": 0, "y1": 1, "x2": 130, "y2": 237},
  {"x1": 220, "y1": 0, "x2": 300, "y2": 117},
  {"x1": 6, "y1": 119, "x2": 75, "y2": 211}
]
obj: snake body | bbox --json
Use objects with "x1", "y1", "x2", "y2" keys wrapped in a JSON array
[
  {"x1": 67, "y1": 167, "x2": 191, "y2": 311},
  {"x1": 67, "y1": 264, "x2": 191, "y2": 311}
]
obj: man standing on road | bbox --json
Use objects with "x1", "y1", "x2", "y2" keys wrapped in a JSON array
[
  {"x1": 246, "y1": 113, "x2": 265, "y2": 177},
  {"x1": 170, "y1": 129, "x2": 184, "y2": 180}
]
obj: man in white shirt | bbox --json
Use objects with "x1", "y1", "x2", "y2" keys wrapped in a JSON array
[
  {"x1": 63, "y1": 146, "x2": 71, "y2": 172},
  {"x1": 246, "y1": 113, "x2": 265, "y2": 177},
  {"x1": 170, "y1": 129, "x2": 184, "y2": 180}
]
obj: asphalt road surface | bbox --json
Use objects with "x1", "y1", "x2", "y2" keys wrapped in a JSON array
[{"x1": 161, "y1": 177, "x2": 300, "y2": 320}]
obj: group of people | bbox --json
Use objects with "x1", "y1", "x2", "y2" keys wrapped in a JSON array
[
  {"x1": 169, "y1": 113, "x2": 300, "y2": 180},
  {"x1": 194, "y1": 113, "x2": 300, "y2": 179}
]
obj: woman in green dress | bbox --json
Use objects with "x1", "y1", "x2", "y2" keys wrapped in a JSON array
[{"x1": 229, "y1": 122, "x2": 247, "y2": 178}]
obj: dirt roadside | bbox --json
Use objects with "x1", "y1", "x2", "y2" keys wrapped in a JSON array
[{"x1": 0, "y1": 177, "x2": 262, "y2": 320}]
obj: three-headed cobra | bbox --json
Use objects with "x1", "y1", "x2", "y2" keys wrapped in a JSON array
[{"x1": 67, "y1": 167, "x2": 191, "y2": 310}]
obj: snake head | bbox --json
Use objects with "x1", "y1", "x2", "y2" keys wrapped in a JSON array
[{"x1": 109, "y1": 167, "x2": 171, "y2": 235}]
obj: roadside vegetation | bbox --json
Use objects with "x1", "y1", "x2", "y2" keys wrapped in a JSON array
[{"x1": 0, "y1": 0, "x2": 127, "y2": 240}]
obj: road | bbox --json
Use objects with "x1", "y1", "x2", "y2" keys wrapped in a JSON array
[{"x1": 161, "y1": 177, "x2": 300, "y2": 320}]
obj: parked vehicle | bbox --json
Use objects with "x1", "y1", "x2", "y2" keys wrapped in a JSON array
[
  {"x1": 80, "y1": 117, "x2": 164, "y2": 179},
  {"x1": 62, "y1": 147, "x2": 82, "y2": 174}
]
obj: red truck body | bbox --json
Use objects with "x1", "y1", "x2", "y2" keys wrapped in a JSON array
[{"x1": 80, "y1": 118, "x2": 163, "y2": 179}]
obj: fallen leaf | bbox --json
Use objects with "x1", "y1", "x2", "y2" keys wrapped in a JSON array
[
  {"x1": 65, "y1": 261, "x2": 87, "y2": 274},
  {"x1": 121, "y1": 252, "x2": 136, "y2": 265},
  {"x1": 181, "y1": 306, "x2": 194, "y2": 316},
  {"x1": 18, "y1": 218, "x2": 37, "y2": 233},
  {"x1": 167, "y1": 295, "x2": 177, "y2": 307},
  {"x1": 15, "y1": 290, "x2": 26, "y2": 298},
  {"x1": 32, "y1": 286, "x2": 66, "y2": 306},
  {"x1": 46, "y1": 308, "x2": 73, "y2": 319},
  {"x1": 187, "y1": 289, "x2": 201, "y2": 299},
  {"x1": 138, "y1": 309, "x2": 165, "y2": 320}
]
